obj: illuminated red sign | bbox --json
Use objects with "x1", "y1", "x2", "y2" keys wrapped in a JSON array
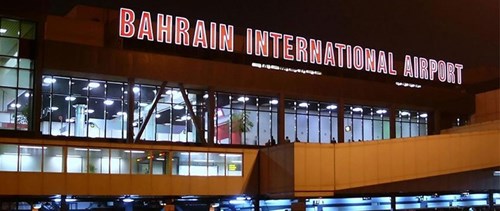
[{"x1": 119, "y1": 8, "x2": 463, "y2": 85}]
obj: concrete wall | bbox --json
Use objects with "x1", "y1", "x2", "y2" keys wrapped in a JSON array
[{"x1": 472, "y1": 89, "x2": 500, "y2": 123}]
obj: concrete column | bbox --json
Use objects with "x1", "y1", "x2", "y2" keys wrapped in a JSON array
[
  {"x1": 74, "y1": 104, "x2": 86, "y2": 137},
  {"x1": 389, "y1": 105, "x2": 396, "y2": 139},
  {"x1": 390, "y1": 195, "x2": 396, "y2": 211},
  {"x1": 337, "y1": 98, "x2": 345, "y2": 143},
  {"x1": 291, "y1": 199, "x2": 306, "y2": 211},
  {"x1": 278, "y1": 93, "x2": 285, "y2": 144}
]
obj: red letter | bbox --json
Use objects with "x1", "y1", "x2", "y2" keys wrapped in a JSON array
[
  {"x1": 429, "y1": 59, "x2": 437, "y2": 81},
  {"x1": 403, "y1": 55, "x2": 414, "y2": 77},
  {"x1": 324, "y1": 42, "x2": 336, "y2": 67},
  {"x1": 269, "y1": 32, "x2": 282, "y2": 59},
  {"x1": 419, "y1": 58, "x2": 429, "y2": 80},
  {"x1": 455, "y1": 64, "x2": 463, "y2": 84},
  {"x1": 365, "y1": 48, "x2": 376, "y2": 72},
  {"x1": 388, "y1": 52, "x2": 397, "y2": 75},
  {"x1": 175, "y1": 17, "x2": 190, "y2": 46},
  {"x1": 119, "y1": 8, "x2": 135, "y2": 38},
  {"x1": 296, "y1": 36, "x2": 308, "y2": 63},
  {"x1": 310, "y1": 39, "x2": 322, "y2": 65},
  {"x1": 193, "y1": 20, "x2": 208, "y2": 48},
  {"x1": 255, "y1": 30, "x2": 269, "y2": 57},
  {"x1": 246, "y1": 28, "x2": 253, "y2": 55},
  {"x1": 334, "y1": 43, "x2": 346, "y2": 67},
  {"x1": 157, "y1": 14, "x2": 172, "y2": 43},
  {"x1": 283, "y1": 34, "x2": 294, "y2": 61},
  {"x1": 137, "y1": 12, "x2": 154, "y2": 41},
  {"x1": 353, "y1": 46, "x2": 364, "y2": 70},
  {"x1": 377, "y1": 51, "x2": 387, "y2": 74},
  {"x1": 447, "y1": 62, "x2": 456, "y2": 83},
  {"x1": 219, "y1": 24, "x2": 234, "y2": 52}
]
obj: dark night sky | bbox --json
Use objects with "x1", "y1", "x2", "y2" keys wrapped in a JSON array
[{"x1": 50, "y1": 0, "x2": 499, "y2": 85}]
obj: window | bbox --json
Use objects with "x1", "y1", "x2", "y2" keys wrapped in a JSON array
[
  {"x1": 43, "y1": 146, "x2": 63, "y2": 173},
  {"x1": 396, "y1": 110, "x2": 428, "y2": 138},
  {"x1": 171, "y1": 151, "x2": 189, "y2": 175},
  {"x1": 344, "y1": 105, "x2": 389, "y2": 142},
  {"x1": 0, "y1": 18, "x2": 35, "y2": 131},
  {"x1": 286, "y1": 100, "x2": 338, "y2": 143},
  {"x1": 171, "y1": 151, "x2": 242, "y2": 176},
  {"x1": 225, "y1": 154, "x2": 242, "y2": 176},
  {"x1": 89, "y1": 148, "x2": 109, "y2": 174},
  {"x1": 67, "y1": 147, "x2": 88, "y2": 173},
  {"x1": 110, "y1": 149, "x2": 130, "y2": 174},
  {"x1": 19, "y1": 145, "x2": 42, "y2": 172},
  {"x1": 151, "y1": 150, "x2": 169, "y2": 175},
  {"x1": 130, "y1": 150, "x2": 149, "y2": 174},
  {"x1": 0, "y1": 144, "x2": 18, "y2": 171},
  {"x1": 216, "y1": 93, "x2": 278, "y2": 146}
]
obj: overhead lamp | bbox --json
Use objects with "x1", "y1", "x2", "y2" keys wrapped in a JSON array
[
  {"x1": 166, "y1": 90, "x2": 180, "y2": 95},
  {"x1": 103, "y1": 100, "x2": 114, "y2": 105},
  {"x1": 85, "y1": 109, "x2": 94, "y2": 114},
  {"x1": 269, "y1": 99, "x2": 278, "y2": 105},
  {"x1": 20, "y1": 146, "x2": 46, "y2": 149},
  {"x1": 24, "y1": 92, "x2": 31, "y2": 97},
  {"x1": 132, "y1": 87, "x2": 140, "y2": 93},
  {"x1": 352, "y1": 107, "x2": 363, "y2": 112},
  {"x1": 176, "y1": 115, "x2": 191, "y2": 121},
  {"x1": 10, "y1": 103, "x2": 21, "y2": 108},
  {"x1": 419, "y1": 113, "x2": 428, "y2": 118},
  {"x1": 49, "y1": 107, "x2": 59, "y2": 111},
  {"x1": 65, "y1": 96, "x2": 76, "y2": 101},
  {"x1": 65, "y1": 118, "x2": 75, "y2": 123},
  {"x1": 116, "y1": 112, "x2": 127, "y2": 116},
  {"x1": 43, "y1": 78, "x2": 56, "y2": 84},
  {"x1": 400, "y1": 111, "x2": 410, "y2": 116},
  {"x1": 155, "y1": 114, "x2": 161, "y2": 118},
  {"x1": 375, "y1": 109, "x2": 387, "y2": 114},
  {"x1": 0, "y1": 28, "x2": 7, "y2": 33},
  {"x1": 173, "y1": 104, "x2": 184, "y2": 110},
  {"x1": 298, "y1": 102, "x2": 308, "y2": 108},
  {"x1": 124, "y1": 150, "x2": 145, "y2": 154},
  {"x1": 203, "y1": 94, "x2": 209, "y2": 99},
  {"x1": 122, "y1": 198, "x2": 134, "y2": 203},
  {"x1": 326, "y1": 105, "x2": 337, "y2": 110},
  {"x1": 237, "y1": 96, "x2": 249, "y2": 102},
  {"x1": 88, "y1": 82, "x2": 100, "y2": 88}
]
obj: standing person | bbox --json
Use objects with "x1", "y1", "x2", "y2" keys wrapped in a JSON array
[
  {"x1": 271, "y1": 136, "x2": 276, "y2": 145},
  {"x1": 331, "y1": 137, "x2": 336, "y2": 144},
  {"x1": 285, "y1": 136, "x2": 291, "y2": 143}
]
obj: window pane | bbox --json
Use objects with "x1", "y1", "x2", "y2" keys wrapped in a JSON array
[
  {"x1": 0, "y1": 67, "x2": 17, "y2": 87},
  {"x1": 18, "y1": 69, "x2": 32, "y2": 88},
  {"x1": 89, "y1": 148, "x2": 109, "y2": 174},
  {"x1": 110, "y1": 149, "x2": 130, "y2": 174},
  {"x1": 131, "y1": 150, "x2": 149, "y2": 174},
  {"x1": 20, "y1": 21, "x2": 36, "y2": 40},
  {"x1": 190, "y1": 152, "x2": 207, "y2": 176},
  {"x1": 297, "y1": 114, "x2": 307, "y2": 142},
  {"x1": 19, "y1": 58, "x2": 32, "y2": 69},
  {"x1": 320, "y1": 116, "x2": 330, "y2": 143},
  {"x1": 1, "y1": 19, "x2": 20, "y2": 38},
  {"x1": 171, "y1": 151, "x2": 189, "y2": 176},
  {"x1": 309, "y1": 115, "x2": 319, "y2": 143},
  {"x1": 0, "y1": 56, "x2": 17, "y2": 68},
  {"x1": 152, "y1": 151, "x2": 169, "y2": 175},
  {"x1": 208, "y1": 153, "x2": 225, "y2": 176},
  {"x1": 0, "y1": 144, "x2": 18, "y2": 171},
  {"x1": 88, "y1": 98, "x2": 104, "y2": 138},
  {"x1": 52, "y1": 76, "x2": 70, "y2": 95},
  {"x1": 0, "y1": 37, "x2": 19, "y2": 56},
  {"x1": 258, "y1": 111, "x2": 271, "y2": 146},
  {"x1": 43, "y1": 146, "x2": 63, "y2": 173},
  {"x1": 67, "y1": 147, "x2": 88, "y2": 173},
  {"x1": 226, "y1": 154, "x2": 242, "y2": 176},
  {"x1": 363, "y1": 119, "x2": 373, "y2": 141}
]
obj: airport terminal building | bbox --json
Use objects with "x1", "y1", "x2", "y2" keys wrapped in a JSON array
[{"x1": 0, "y1": 1, "x2": 499, "y2": 210}]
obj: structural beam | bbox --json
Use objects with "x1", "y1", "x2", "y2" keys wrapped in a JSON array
[
  {"x1": 134, "y1": 81, "x2": 166, "y2": 143},
  {"x1": 207, "y1": 89, "x2": 215, "y2": 145},
  {"x1": 127, "y1": 78, "x2": 135, "y2": 143},
  {"x1": 179, "y1": 84, "x2": 206, "y2": 144}
]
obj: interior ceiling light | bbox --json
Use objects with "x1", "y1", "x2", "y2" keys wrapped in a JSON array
[
  {"x1": 88, "y1": 82, "x2": 100, "y2": 88},
  {"x1": 166, "y1": 90, "x2": 180, "y2": 95},
  {"x1": 203, "y1": 94, "x2": 208, "y2": 99},
  {"x1": 400, "y1": 111, "x2": 411, "y2": 116},
  {"x1": 85, "y1": 109, "x2": 94, "y2": 114},
  {"x1": 375, "y1": 109, "x2": 387, "y2": 114},
  {"x1": 104, "y1": 100, "x2": 114, "y2": 105},
  {"x1": 395, "y1": 82, "x2": 422, "y2": 89},
  {"x1": 0, "y1": 29, "x2": 6, "y2": 33},
  {"x1": 24, "y1": 92, "x2": 30, "y2": 97},
  {"x1": 132, "y1": 87, "x2": 140, "y2": 93},
  {"x1": 326, "y1": 105, "x2": 337, "y2": 110},
  {"x1": 49, "y1": 107, "x2": 59, "y2": 111},
  {"x1": 269, "y1": 99, "x2": 278, "y2": 105},
  {"x1": 155, "y1": 114, "x2": 161, "y2": 118},
  {"x1": 298, "y1": 102, "x2": 308, "y2": 108},
  {"x1": 116, "y1": 112, "x2": 127, "y2": 116},
  {"x1": 10, "y1": 103, "x2": 21, "y2": 108},
  {"x1": 173, "y1": 104, "x2": 184, "y2": 110},
  {"x1": 352, "y1": 107, "x2": 363, "y2": 112},
  {"x1": 122, "y1": 198, "x2": 134, "y2": 203},
  {"x1": 237, "y1": 96, "x2": 249, "y2": 102},
  {"x1": 43, "y1": 78, "x2": 56, "y2": 84},
  {"x1": 419, "y1": 113, "x2": 428, "y2": 118},
  {"x1": 65, "y1": 96, "x2": 76, "y2": 101}
]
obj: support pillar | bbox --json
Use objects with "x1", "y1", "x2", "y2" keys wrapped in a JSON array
[
  {"x1": 291, "y1": 199, "x2": 306, "y2": 211},
  {"x1": 74, "y1": 104, "x2": 86, "y2": 137},
  {"x1": 390, "y1": 195, "x2": 396, "y2": 211},
  {"x1": 127, "y1": 78, "x2": 135, "y2": 143},
  {"x1": 337, "y1": 99, "x2": 345, "y2": 143},
  {"x1": 208, "y1": 89, "x2": 215, "y2": 145},
  {"x1": 389, "y1": 105, "x2": 396, "y2": 139},
  {"x1": 278, "y1": 93, "x2": 285, "y2": 144}
]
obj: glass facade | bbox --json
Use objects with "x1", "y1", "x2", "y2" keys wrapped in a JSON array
[
  {"x1": 0, "y1": 144, "x2": 243, "y2": 176},
  {"x1": 285, "y1": 100, "x2": 338, "y2": 143},
  {"x1": 0, "y1": 18, "x2": 35, "y2": 131},
  {"x1": 215, "y1": 93, "x2": 278, "y2": 146},
  {"x1": 344, "y1": 105, "x2": 390, "y2": 142},
  {"x1": 396, "y1": 109, "x2": 428, "y2": 138}
]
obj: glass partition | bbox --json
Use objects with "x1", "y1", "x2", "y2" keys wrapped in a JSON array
[
  {"x1": 396, "y1": 109, "x2": 428, "y2": 138},
  {"x1": 110, "y1": 149, "x2": 130, "y2": 174},
  {"x1": 19, "y1": 145, "x2": 42, "y2": 172},
  {"x1": 67, "y1": 147, "x2": 88, "y2": 173},
  {"x1": 131, "y1": 150, "x2": 149, "y2": 174},
  {"x1": 0, "y1": 144, "x2": 18, "y2": 171},
  {"x1": 43, "y1": 146, "x2": 63, "y2": 172},
  {"x1": 344, "y1": 105, "x2": 390, "y2": 142}
]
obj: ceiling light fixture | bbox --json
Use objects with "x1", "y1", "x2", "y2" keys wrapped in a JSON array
[
  {"x1": 88, "y1": 82, "x2": 100, "y2": 88},
  {"x1": 352, "y1": 107, "x2": 363, "y2": 112},
  {"x1": 103, "y1": 100, "x2": 114, "y2": 105},
  {"x1": 269, "y1": 99, "x2": 278, "y2": 105},
  {"x1": 298, "y1": 102, "x2": 308, "y2": 108},
  {"x1": 326, "y1": 105, "x2": 337, "y2": 110},
  {"x1": 375, "y1": 109, "x2": 387, "y2": 114}
]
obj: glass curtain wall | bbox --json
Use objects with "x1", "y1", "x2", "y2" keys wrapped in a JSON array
[
  {"x1": 0, "y1": 18, "x2": 36, "y2": 131},
  {"x1": 343, "y1": 105, "x2": 390, "y2": 142},
  {"x1": 215, "y1": 93, "x2": 278, "y2": 146},
  {"x1": 285, "y1": 99, "x2": 338, "y2": 143},
  {"x1": 396, "y1": 110, "x2": 428, "y2": 138},
  {"x1": 41, "y1": 75, "x2": 207, "y2": 143}
]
